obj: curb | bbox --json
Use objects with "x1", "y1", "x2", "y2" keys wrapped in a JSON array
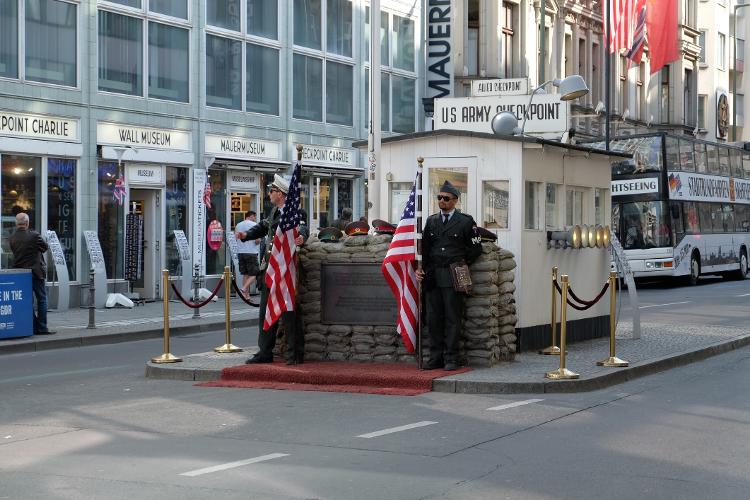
[{"x1": 0, "y1": 318, "x2": 258, "y2": 356}]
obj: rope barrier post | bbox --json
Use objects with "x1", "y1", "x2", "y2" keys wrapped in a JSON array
[
  {"x1": 87, "y1": 266, "x2": 96, "y2": 329},
  {"x1": 540, "y1": 266, "x2": 561, "y2": 355},
  {"x1": 192, "y1": 263, "x2": 201, "y2": 319},
  {"x1": 597, "y1": 271, "x2": 629, "y2": 367},
  {"x1": 545, "y1": 275, "x2": 579, "y2": 380},
  {"x1": 215, "y1": 266, "x2": 242, "y2": 353},
  {"x1": 151, "y1": 269, "x2": 182, "y2": 364}
]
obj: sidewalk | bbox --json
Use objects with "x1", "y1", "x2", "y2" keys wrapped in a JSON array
[
  {"x1": 144, "y1": 321, "x2": 750, "y2": 394},
  {"x1": 0, "y1": 297, "x2": 258, "y2": 355}
]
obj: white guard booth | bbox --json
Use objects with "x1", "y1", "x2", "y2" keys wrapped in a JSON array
[{"x1": 366, "y1": 130, "x2": 631, "y2": 352}]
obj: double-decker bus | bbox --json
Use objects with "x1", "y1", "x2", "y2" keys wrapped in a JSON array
[{"x1": 585, "y1": 133, "x2": 750, "y2": 284}]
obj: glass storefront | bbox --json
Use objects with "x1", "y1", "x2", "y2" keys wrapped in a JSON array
[
  {"x1": 98, "y1": 162, "x2": 125, "y2": 279},
  {"x1": 205, "y1": 169, "x2": 227, "y2": 275},
  {"x1": 1, "y1": 155, "x2": 41, "y2": 269},
  {"x1": 165, "y1": 166, "x2": 188, "y2": 274},
  {"x1": 47, "y1": 158, "x2": 76, "y2": 279}
]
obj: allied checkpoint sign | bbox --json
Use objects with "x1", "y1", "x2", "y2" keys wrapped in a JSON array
[{"x1": 433, "y1": 94, "x2": 569, "y2": 136}]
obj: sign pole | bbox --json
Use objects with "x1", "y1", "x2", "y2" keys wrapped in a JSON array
[
  {"x1": 416, "y1": 157, "x2": 424, "y2": 369},
  {"x1": 366, "y1": 0, "x2": 381, "y2": 221}
]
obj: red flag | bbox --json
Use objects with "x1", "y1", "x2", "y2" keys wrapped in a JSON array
[
  {"x1": 646, "y1": 0, "x2": 679, "y2": 74},
  {"x1": 264, "y1": 163, "x2": 302, "y2": 330},
  {"x1": 381, "y1": 170, "x2": 418, "y2": 353}
]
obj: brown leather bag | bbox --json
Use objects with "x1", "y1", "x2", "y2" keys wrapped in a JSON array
[{"x1": 449, "y1": 261, "x2": 473, "y2": 294}]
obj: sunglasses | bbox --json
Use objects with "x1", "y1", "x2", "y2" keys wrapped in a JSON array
[
  {"x1": 436, "y1": 195, "x2": 454, "y2": 202},
  {"x1": 269, "y1": 188, "x2": 280, "y2": 194}
]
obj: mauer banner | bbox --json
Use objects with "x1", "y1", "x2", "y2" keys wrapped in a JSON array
[
  {"x1": 434, "y1": 95, "x2": 569, "y2": 135},
  {"x1": 425, "y1": 0, "x2": 453, "y2": 101}
]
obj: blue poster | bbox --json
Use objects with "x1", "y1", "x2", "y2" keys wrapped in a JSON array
[{"x1": 0, "y1": 270, "x2": 33, "y2": 339}]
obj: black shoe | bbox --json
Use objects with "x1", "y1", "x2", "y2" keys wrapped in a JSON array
[
  {"x1": 444, "y1": 362, "x2": 458, "y2": 371},
  {"x1": 35, "y1": 330, "x2": 56, "y2": 335},
  {"x1": 424, "y1": 360, "x2": 444, "y2": 370},
  {"x1": 245, "y1": 355, "x2": 272, "y2": 364}
]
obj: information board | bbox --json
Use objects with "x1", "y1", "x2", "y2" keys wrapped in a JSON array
[
  {"x1": 610, "y1": 233, "x2": 641, "y2": 339},
  {"x1": 124, "y1": 213, "x2": 144, "y2": 281},
  {"x1": 45, "y1": 230, "x2": 70, "y2": 311},
  {"x1": 83, "y1": 231, "x2": 107, "y2": 307},
  {"x1": 0, "y1": 269, "x2": 33, "y2": 338},
  {"x1": 83, "y1": 231, "x2": 105, "y2": 268},
  {"x1": 225, "y1": 230, "x2": 240, "y2": 274},
  {"x1": 174, "y1": 230, "x2": 191, "y2": 261},
  {"x1": 321, "y1": 263, "x2": 397, "y2": 325}
]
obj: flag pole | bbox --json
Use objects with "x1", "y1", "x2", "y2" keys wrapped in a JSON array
[
  {"x1": 605, "y1": 0, "x2": 611, "y2": 151},
  {"x1": 415, "y1": 156, "x2": 424, "y2": 369}
]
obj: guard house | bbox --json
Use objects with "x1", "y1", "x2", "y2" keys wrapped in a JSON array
[{"x1": 358, "y1": 130, "x2": 630, "y2": 351}]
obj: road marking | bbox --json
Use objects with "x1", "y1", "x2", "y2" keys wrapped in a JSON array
[
  {"x1": 486, "y1": 398, "x2": 544, "y2": 411},
  {"x1": 639, "y1": 301, "x2": 691, "y2": 309},
  {"x1": 179, "y1": 453, "x2": 289, "y2": 477},
  {"x1": 356, "y1": 421, "x2": 438, "y2": 439},
  {"x1": 737, "y1": 293, "x2": 750, "y2": 297},
  {"x1": 0, "y1": 365, "x2": 130, "y2": 384},
  {"x1": 57, "y1": 309, "x2": 253, "y2": 329}
]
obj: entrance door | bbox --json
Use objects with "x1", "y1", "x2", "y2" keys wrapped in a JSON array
[{"x1": 130, "y1": 188, "x2": 162, "y2": 300}]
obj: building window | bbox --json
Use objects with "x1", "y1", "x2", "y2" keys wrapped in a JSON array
[
  {"x1": 737, "y1": 94, "x2": 744, "y2": 123},
  {"x1": 148, "y1": 22, "x2": 189, "y2": 102},
  {"x1": 293, "y1": 54, "x2": 323, "y2": 121},
  {"x1": 392, "y1": 15, "x2": 414, "y2": 72},
  {"x1": 364, "y1": 69, "x2": 390, "y2": 130},
  {"x1": 592, "y1": 43, "x2": 600, "y2": 105},
  {"x1": 46, "y1": 158, "x2": 77, "y2": 280},
  {"x1": 294, "y1": 0, "x2": 322, "y2": 50},
  {"x1": 326, "y1": 61, "x2": 353, "y2": 125},
  {"x1": 545, "y1": 183, "x2": 559, "y2": 230},
  {"x1": 501, "y1": 2, "x2": 514, "y2": 77},
  {"x1": 718, "y1": 32, "x2": 726, "y2": 70},
  {"x1": 206, "y1": 34, "x2": 242, "y2": 109},
  {"x1": 98, "y1": 11, "x2": 143, "y2": 96},
  {"x1": 682, "y1": 0, "x2": 695, "y2": 27},
  {"x1": 525, "y1": 181, "x2": 541, "y2": 230},
  {"x1": 566, "y1": 187, "x2": 585, "y2": 227},
  {"x1": 698, "y1": 30, "x2": 706, "y2": 63},
  {"x1": 0, "y1": 0, "x2": 18, "y2": 78},
  {"x1": 660, "y1": 66, "x2": 670, "y2": 123},
  {"x1": 635, "y1": 63, "x2": 644, "y2": 120},
  {"x1": 207, "y1": 0, "x2": 241, "y2": 32},
  {"x1": 595, "y1": 188, "x2": 605, "y2": 226},
  {"x1": 97, "y1": 162, "x2": 124, "y2": 280},
  {"x1": 247, "y1": 0, "x2": 277, "y2": 39},
  {"x1": 467, "y1": 0, "x2": 479, "y2": 75},
  {"x1": 684, "y1": 68, "x2": 694, "y2": 126},
  {"x1": 482, "y1": 180, "x2": 510, "y2": 229},
  {"x1": 392, "y1": 75, "x2": 415, "y2": 133},
  {"x1": 619, "y1": 55, "x2": 628, "y2": 115},
  {"x1": 151, "y1": 0, "x2": 187, "y2": 19},
  {"x1": 25, "y1": 0, "x2": 77, "y2": 87},
  {"x1": 246, "y1": 43, "x2": 279, "y2": 115},
  {"x1": 327, "y1": 0, "x2": 352, "y2": 57},
  {"x1": 698, "y1": 94, "x2": 707, "y2": 128},
  {"x1": 364, "y1": 7, "x2": 388, "y2": 63}
]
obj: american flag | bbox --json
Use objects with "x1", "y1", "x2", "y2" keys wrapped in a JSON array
[
  {"x1": 203, "y1": 174, "x2": 212, "y2": 208},
  {"x1": 381, "y1": 170, "x2": 418, "y2": 353},
  {"x1": 264, "y1": 163, "x2": 302, "y2": 330},
  {"x1": 113, "y1": 174, "x2": 126, "y2": 205},
  {"x1": 624, "y1": 1, "x2": 647, "y2": 65},
  {"x1": 604, "y1": 0, "x2": 646, "y2": 63}
]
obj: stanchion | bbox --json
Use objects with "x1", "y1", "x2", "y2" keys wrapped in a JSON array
[
  {"x1": 545, "y1": 275, "x2": 579, "y2": 380},
  {"x1": 214, "y1": 266, "x2": 242, "y2": 353},
  {"x1": 151, "y1": 269, "x2": 182, "y2": 363},
  {"x1": 87, "y1": 266, "x2": 96, "y2": 329},
  {"x1": 597, "y1": 271, "x2": 629, "y2": 367},
  {"x1": 540, "y1": 266, "x2": 561, "y2": 355},
  {"x1": 192, "y1": 263, "x2": 201, "y2": 319}
]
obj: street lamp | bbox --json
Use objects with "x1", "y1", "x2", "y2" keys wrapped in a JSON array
[
  {"x1": 490, "y1": 75, "x2": 590, "y2": 136},
  {"x1": 733, "y1": 3, "x2": 750, "y2": 142}
]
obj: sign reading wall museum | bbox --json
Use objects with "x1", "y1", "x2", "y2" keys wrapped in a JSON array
[
  {"x1": 205, "y1": 134, "x2": 280, "y2": 162},
  {"x1": 97, "y1": 122, "x2": 190, "y2": 150},
  {"x1": 426, "y1": 0, "x2": 454, "y2": 100},
  {"x1": 470, "y1": 78, "x2": 529, "y2": 97},
  {"x1": 434, "y1": 94, "x2": 568, "y2": 134},
  {"x1": 297, "y1": 144, "x2": 356, "y2": 169},
  {"x1": 0, "y1": 111, "x2": 79, "y2": 142}
]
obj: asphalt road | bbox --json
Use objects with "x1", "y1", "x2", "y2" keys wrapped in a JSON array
[{"x1": 0, "y1": 278, "x2": 748, "y2": 500}]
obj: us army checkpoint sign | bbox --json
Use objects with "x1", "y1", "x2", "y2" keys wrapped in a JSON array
[{"x1": 433, "y1": 94, "x2": 568, "y2": 135}]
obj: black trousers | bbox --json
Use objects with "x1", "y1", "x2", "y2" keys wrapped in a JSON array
[
  {"x1": 257, "y1": 279, "x2": 303, "y2": 361},
  {"x1": 426, "y1": 285, "x2": 464, "y2": 363}
]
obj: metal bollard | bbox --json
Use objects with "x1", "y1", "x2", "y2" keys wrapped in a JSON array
[
  {"x1": 540, "y1": 266, "x2": 561, "y2": 355},
  {"x1": 151, "y1": 269, "x2": 182, "y2": 363},
  {"x1": 214, "y1": 266, "x2": 242, "y2": 353},
  {"x1": 87, "y1": 267, "x2": 96, "y2": 329},
  {"x1": 597, "y1": 272, "x2": 629, "y2": 367},
  {"x1": 192, "y1": 263, "x2": 201, "y2": 319},
  {"x1": 545, "y1": 275, "x2": 579, "y2": 380}
]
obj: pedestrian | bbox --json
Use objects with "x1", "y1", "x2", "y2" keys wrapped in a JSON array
[
  {"x1": 332, "y1": 207, "x2": 353, "y2": 231},
  {"x1": 415, "y1": 181, "x2": 482, "y2": 370},
  {"x1": 234, "y1": 210, "x2": 260, "y2": 296},
  {"x1": 236, "y1": 174, "x2": 307, "y2": 365},
  {"x1": 9, "y1": 213, "x2": 55, "y2": 335}
]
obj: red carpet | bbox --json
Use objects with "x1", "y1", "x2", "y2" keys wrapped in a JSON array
[{"x1": 197, "y1": 360, "x2": 471, "y2": 396}]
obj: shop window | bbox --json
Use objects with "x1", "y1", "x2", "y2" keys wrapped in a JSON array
[
  {"x1": 207, "y1": 0, "x2": 241, "y2": 32},
  {"x1": 312, "y1": 177, "x2": 333, "y2": 228},
  {"x1": 151, "y1": 0, "x2": 188, "y2": 19},
  {"x1": 246, "y1": 43, "x2": 279, "y2": 115},
  {"x1": 392, "y1": 75, "x2": 415, "y2": 133},
  {"x1": 205, "y1": 170, "x2": 227, "y2": 276},
  {"x1": 25, "y1": 0, "x2": 76, "y2": 87},
  {"x1": 165, "y1": 166, "x2": 188, "y2": 275},
  {"x1": 524, "y1": 181, "x2": 541, "y2": 230},
  {"x1": 566, "y1": 187, "x2": 586, "y2": 227},
  {"x1": 47, "y1": 158, "x2": 76, "y2": 280},
  {"x1": 148, "y1": 22, "x2": 189, "y2": 102},
  {"x1": 482, "y1": 180, "x2": 509, "y2": 230},
  {"x1": 247, "y1": 0, "x2": 277, "y2": 39},
  {"x1": 206, "y1": 34, "x2": 242, "y2": 110},
  {"x1": 98, "y1": 11, "x2": 143, "y2": 96},
  {"x1": 97, "y1": 162, "x2": 125, "y2": 279},
  {"x1": 1, "y1": 156, "x2": 40, "y2": 269},
  {"x1": 336, "y1": 178, "x2": 353, "y2": 218},
  {"x1": 0, "y1": 0, "x2": 18, "y2": 78},
  {"x1": 545, "y1": 183, "x2": 560, "y2": 230},
  {"x1": 293, "y1": 53, "x2": 323, "y2": 121},
  {"x1": 326, "y1": 61, "x2": 353, "y2": 125}
]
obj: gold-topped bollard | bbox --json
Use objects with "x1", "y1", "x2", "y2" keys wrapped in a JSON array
[
  {"x1": 215, "y1": 266, "x2": 243, "y2": 353},
  {"x1": 545, "y1": 275, "x2": 579, "y2": 380},
  {"x1": 151, "y1": 269, "x2": 182, "y2": 364},
  {"x1": 540, "y1": 266, "x2": 562, "y2": 355},
  {"x1": 597, "y1": 271, "x2": 629, "y2": 367}
]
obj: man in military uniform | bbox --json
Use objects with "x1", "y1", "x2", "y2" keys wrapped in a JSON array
[
  {"x1": 236, "y1": 174, "x2": 308, "y2": 365},
  {"x1": 416, "y1": 180, "x2": 482, "y2": 370}
]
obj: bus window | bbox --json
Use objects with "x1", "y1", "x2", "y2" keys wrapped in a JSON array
[
  {"x1": 612, "y1": 203, "x2": 621, "y2": 238},
  {"x1": 718, "y1": 148, "x2": 730, "y2": 176},
  {"x1": 736, "y1": 205, "x2": 749, "y2": 231},
  {"x1": 730, "y1": 149, "x2": 743, "y2": 178},
  {"x1": 606, "y1": 136, "x2": 663, "y2": 174},
  {"x1": 743, "y1": 153, "x2": 750, "y2": 179},
  {"x1": 694, "y1": 142, "x2": 708, "y2": 173},
  {"x1": 698, "y1": 203, "x2": 713, "y2": 234},
  {"x1": 684, "y1": 202, "x2": 700, "y2": 233},
  {"x1": 621, "y1": 201, "x2": 670, "y2": 249},
  {"x1": 679, "y1": 139, "x2": 695, "y2": 171},
  {"x1": 722, "y1": 204, "x2": 735, "y2": 233},
  {"x1": 707, "y1": 145, "x2": 720, "y2": 175},
  {"x1": 670, "y1": 201, "x2": 684, "y2": 244},
  {"x1": 666, "y1": 137, "x2": 679, "y2": 169}
]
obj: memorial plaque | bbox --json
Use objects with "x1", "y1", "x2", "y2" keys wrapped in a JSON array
[
  {"x1": 45, "y1": 231, "x2": 66, "y2": 267},
  {"x1": 321, "y1": 263, "x2": 398, "y2": 325},
  {"x1": 174, "y1": 230, "x2": 191, "y2": 261},
  {"x1": 83, "y1": 231, "x2": 105, "y2": 268}
]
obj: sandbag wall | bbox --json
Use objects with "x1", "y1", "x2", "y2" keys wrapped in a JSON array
[{"x1": 295, "y1": 233, "x2": 517, "y2": 366}]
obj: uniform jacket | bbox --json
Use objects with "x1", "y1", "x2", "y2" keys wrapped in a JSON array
[
  {"x1": 422, "y1": 210, "x2": 482, "y2": 289},
  {"x1": 241, "y1": 207, "x2": 309, "y2": 274},
  {"x1": 10, "y1": 228, "x2": 48, "y2": 280}
]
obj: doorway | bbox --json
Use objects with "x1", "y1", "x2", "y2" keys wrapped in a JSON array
[{"x1": 129, "y1": 188, "x2": 162, "y2": 300}]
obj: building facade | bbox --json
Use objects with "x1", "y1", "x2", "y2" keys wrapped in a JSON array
[{"x1": 0, "y1": 0, "x2": 422, "y2": 302}]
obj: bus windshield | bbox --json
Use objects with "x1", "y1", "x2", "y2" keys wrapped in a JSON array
[
  {"x1": 613, "y1": 201, "x2": 671, "y2": 249},
  {"x1": 586, "y1": 136, "x2": 663, "y2": 174}
]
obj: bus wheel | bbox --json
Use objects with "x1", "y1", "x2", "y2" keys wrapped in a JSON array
[
  {"x1": 733, "y1": 250, "x2": 748, "y2": 280},
  {"x1": 688, "y1": 254, "x2": 701, "y2": 286}
]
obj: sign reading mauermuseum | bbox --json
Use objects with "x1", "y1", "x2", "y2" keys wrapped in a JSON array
[
  {"x1": 470, "y1": 78, "x2": 529, "y2": 97},
  {"x1": 97, "y1": 122, "x2": 190, "y2": 150},
  {"x1": 426, "y1": 0, "x2": 454, "y2": 100},
  {"x1": 0, "y1": 111, "x2": 79, "y2": 142},
  {"x1": 434, "y1": 94, "x2": 568, "y2": 134},
  {"x1": 298, "y1": 144, "x2": 356, "y2": 169},
  {"x1": 205, "y1": 134, "x2": 281, "y2": 162}
]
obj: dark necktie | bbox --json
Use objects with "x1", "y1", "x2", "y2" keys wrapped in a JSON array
[{"x1": 442, "y1": 214, "x2": 448, "y2": 224}]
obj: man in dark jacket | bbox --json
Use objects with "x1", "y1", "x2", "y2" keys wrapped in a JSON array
[
  {"x1": 236, "y1": 174, "x2": 307, "y2": 365},
  {"x1": 416, "y1": 181, "x2": 482, "y2": 370},
  {"x1": 9, "y1": 213, "x2": 54, "y2": 335}
]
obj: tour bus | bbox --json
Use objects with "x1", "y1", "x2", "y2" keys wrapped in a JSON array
[{"x1": 585, "y1": 133, "x2": 750, "y2": 284}]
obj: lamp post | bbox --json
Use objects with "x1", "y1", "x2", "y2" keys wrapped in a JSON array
[{"x1": 733, "y1": 3, "x2": 750, "y2": 142}]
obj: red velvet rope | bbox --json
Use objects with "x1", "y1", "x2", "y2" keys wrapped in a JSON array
[
  {"x1": 170, "y1": 278, "x2": 224, "y2": 309},
  {"x1": 554, "y1": 279, "x2": 611, "y2": 311},
  {"x1": 231, "y1": 278, "x2": 260, "y2": 308}
]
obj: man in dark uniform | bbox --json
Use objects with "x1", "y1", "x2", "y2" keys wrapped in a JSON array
[
  {"x1": 416, "y1": 181, "x2": 482, "y2": 370},
  {"x1": 236, "y1": 174, "x2": 308, "y2": 365}
]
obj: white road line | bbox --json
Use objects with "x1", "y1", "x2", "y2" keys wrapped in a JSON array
[
  {"x1": 486, "y1": 398, "x2": 544, "y2": 411},
  {"x1": 179, "y1": 453, "x2": 289, "y2": 477},
  {"x1": 639, "y1": 301, "x2": 691, "y2": 309},
  {"x1": 737, "y1": 293, "x2": 750, "y2": 297},
  {"x1": 356, "y1": 421, "x2": 438, "y2": 439}
]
